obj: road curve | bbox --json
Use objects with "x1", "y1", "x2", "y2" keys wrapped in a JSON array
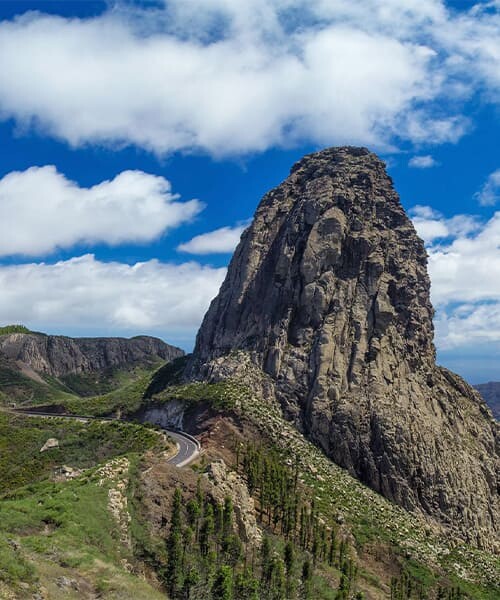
[
  {"x1": 165, "y1": 429, "x2": 200, "y2": 467},
  {"x1": 8, "y1": 409, "x2": 200, "y2": 468}
]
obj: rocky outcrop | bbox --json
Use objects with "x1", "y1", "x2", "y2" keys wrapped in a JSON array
[
  {"x1": 39, "y1": 438, "x2": 59, "y2": 452},
  {"x1": 205, "y1": 459, "x2": 262, "y2": 546},
  {"x1": 0, "y1": 332, "x2": 183, "y2": 377},
  {"x1": 187, "y1": 147, "x2": 499, "y2": 550},
  {"x1": 141, "y1": 400, "x2": 186, "y2": 429}
]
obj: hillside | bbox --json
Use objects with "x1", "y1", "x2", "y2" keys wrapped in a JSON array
[
  {"x1": 1, "y1": 388, "x2": 498, "y2": 599},
  {"x1": 0, "y1": 327, "x2": 183, "y2": 405}
]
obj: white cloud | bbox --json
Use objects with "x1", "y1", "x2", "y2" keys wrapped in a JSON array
[
  {"x1": 412, "y1": 207, "x2": 500, "y2": 350},
  {"x1": 178, "y1": 224, "x2": 247, "y2": 254},
  {"x1": 475, "y1": 168, "x2": 500, "y2": 206},
  {"x1": 0, "y1": 166, "x2": 202, "y2": 256},
  {"x1": 410, "y1": 205, "x2": 480, "y2": 243},
  {"x1": 435, "y1": 303, "x2": 500, "y2": 351},
  {"x1": 0, "y1": 1, "x2": 497, "y2": 155},
  {"x1": 0, "y1": 255, "x2": 226, "y2": 343},
  {"x1": 408, "y1": 154, "x2": 437, "y2": 168},
  {"x1": 426, "y1": 212, "x2": 500, "y2": 307}
]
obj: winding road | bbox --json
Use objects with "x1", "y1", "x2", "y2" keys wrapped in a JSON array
[
  {"x1": 163, "y1": 428, "x2": 201, "y2": 467},
  {"x1": 8, "y1": 409, "x2": 201, "y2": 468}
]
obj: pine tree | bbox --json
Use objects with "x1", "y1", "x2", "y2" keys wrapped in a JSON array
[
  {"x1": 284, "y1": 540, "x2": 294, "y2": 577},
  {"x1": 260, "y1": 535, "x2": 272, "y2": 585},
  {"x1": 200, "y1": 503, "x2": 215, "y2": 557},
  {"x1": 301, "y1": 558, "x2": 313, "y2": 599},
  {"x1": 235, "y1": 568, "x2": 260, "y2": 600},
  {"x1": 165, "y1": 488, "x2": 184, "y2": 597},
  {"x1": 182, "y1": 567, "x2": 199, "y2": 600},
  {"x1": 212, "y1": 565, "x2": 233, "y2": 600},
  {"x1": 222, "y1": 496, "x2": 234, "y2": 552},
  {"x1": 328, "y1": 527, "x2": 337, "y2": 566},
  {"x1": 269, "y1": 557, "x2": 286, "y2": 600}
]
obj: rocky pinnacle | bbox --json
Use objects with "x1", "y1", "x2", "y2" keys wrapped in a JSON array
[{"x1": 188, "y1": 147, "x2": 499, "y2": 550}]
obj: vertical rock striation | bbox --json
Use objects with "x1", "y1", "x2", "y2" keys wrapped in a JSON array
[{"x1": 188, "y1": 147, "x2": 499, "y2": 549}]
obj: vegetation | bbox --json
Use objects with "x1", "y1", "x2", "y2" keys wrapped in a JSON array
[
  {"x1": 59, "y1": 363, "x2": 163, "y2": 398},
  {"x1": 130, "y1": 369, "x2": 499, "y2": 598},
  {"x1": 144, "y1": 355, "x2": 189, "y2": 397},
  {"x1": 0, "y1": 324, "x2": 34, "y2": 335},
  {"x1": 0, "y1": 347, "x2": 497, "y2": 597},
  {"x1": 0, "y1": 361, "x2": 77, "y2": 406},
  {"x1": 151, "y1": 379, "x2": 251, "y2": 412},
  {"x1": 152, "y1": 483, "x2": 355, "y2": 600},
  {"x1": 0, "y1": 412, "x2": 173, "y2": 598},
  {"x1": 0, "y1": 412, "x2": 166, "y2": 492},
  {"x1": 0, "y1": 457, "x2": 165, "y2": 598},
  {"x1": 55, "y1": 369, "x2": 161, "y2": 416}
]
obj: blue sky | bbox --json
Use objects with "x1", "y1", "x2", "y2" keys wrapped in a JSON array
[{"x1": 0, "y1": 0, "x2": 498, "y2": 383}]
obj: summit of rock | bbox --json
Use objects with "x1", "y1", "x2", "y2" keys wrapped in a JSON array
[{"x1": 187, "y1": 146, "x2": 499, "y2": 550}]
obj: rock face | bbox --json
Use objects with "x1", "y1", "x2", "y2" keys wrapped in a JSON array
[
  {"x1": 205, "y1": 459, "x2": 262, "y2": 546},
  {"x1": 0, "y1": 332, "x2": 183, "y2": 377},
  {"x1": 188, "y1": 147, "x2": 499, "y2": 549}
]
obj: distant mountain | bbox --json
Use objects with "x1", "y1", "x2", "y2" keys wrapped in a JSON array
[
  {"x1": 0, "y1": 327, "x2": 183, "y2": 403},
  {"x1": 475, "y1": 382, "x2": 500, "y2": 420}
]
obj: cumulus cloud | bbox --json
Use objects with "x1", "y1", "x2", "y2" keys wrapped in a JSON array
[
  {"x1": 0, "y1": 0, "x2": 497, "y2": 155},
  {"x1": 411, "y1": 207, "x2": 500, "y2": 350},
  {"x1": 435, "y1": 303, "x2": 500, "y2": 351},
  {"x1": 0, "y1": 166, "x2": 202, "y2": 256},
  {"x1": 410, "y1": 205, "x2": 480, "y2": 243},
  {"x1": 475, "y1": 168, "x2": 500, "y2": 206},
  {"x1": 408, "y1": 155, "x2": 437, "y2": 168},
  {"x1": 0, "y1": 255, "x2": 226, "y2": 344},
  {"x1": 426, "y1": 212, "x2": 500, "y2": 307},
  {"x1": 177, "y1": 224, "x2": 247, "y2": 254}
]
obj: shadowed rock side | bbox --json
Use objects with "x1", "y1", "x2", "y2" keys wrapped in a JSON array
[
  {"x1": 187, "y1": 147, "x2": 499, "y2": 550},
  {"x1": 0, "y1": 332, "x2": 183, "y2": 377}
]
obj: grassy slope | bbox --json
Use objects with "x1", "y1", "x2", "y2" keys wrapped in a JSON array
[
  {"x1": 59, "y1": 361, "x2": 165, "y2": 398},
  {"x1": 0, "y1": 461, "x2": 166, "y2": 599},
  {"x1": 0, "y1": 360, "x2": 78, "y2": 407},
  {"x1": 0, "y1": 325, "x2": 35, "y2": 335},
  {"x1": 59, "y1": 369, "x2": 159, "y2": 416},
  {"x1": 0, "y1": 413, "x2": 171, "y2": 599},
  {"x1": 3, "y1": 352, "x2": 497, "y2": 598},
  {"x1": 0, "y1": 412, "x2": 164, "y2": 490},
  {"x1": 0, "y1": 356, "x2": 166, "y2": 410}
]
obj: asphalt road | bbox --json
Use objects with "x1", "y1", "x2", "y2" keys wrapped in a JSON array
[
  {"x1": 7, "y1": 409, "x2": 200, "y2": 468},
  {"x1": 165, "y1": 429, "x2": 200, "y2": 467}
]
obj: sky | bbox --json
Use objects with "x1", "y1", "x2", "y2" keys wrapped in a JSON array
[{"x1": 0, "y1": 0, "x2": 498, "y2": 384}]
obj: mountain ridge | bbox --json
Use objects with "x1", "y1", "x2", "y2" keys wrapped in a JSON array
[
  {"x1": 0, "y1": 328, "x2": 183, "y2": 402},
  {"x1": 475, "y1": 381, "x2": 500, "y2": 420}
]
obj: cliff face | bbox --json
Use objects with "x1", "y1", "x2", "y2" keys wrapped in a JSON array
[
  {"x1": 188, "y1": 147, "x2": 499, "y2": 549},
  {"x1": 0, "y1": 332, "x2": 183, "y2": 377}
]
